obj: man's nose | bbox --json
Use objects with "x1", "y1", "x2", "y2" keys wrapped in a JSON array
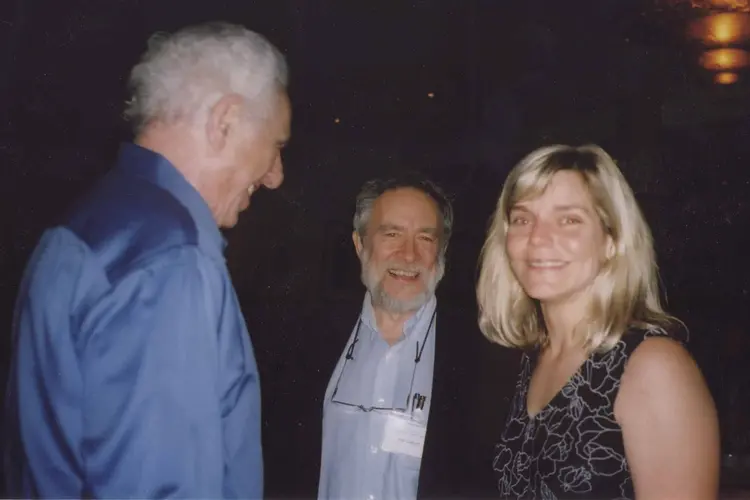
[
  {"x1": 262, "y1": 156, "x2": 284, "y2": 190},
  {"x1": 400, "y1": 238, "x2": 416, "y2": 262}
]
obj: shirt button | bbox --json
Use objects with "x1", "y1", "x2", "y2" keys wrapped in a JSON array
[{"x1": 370, "y1": 446, "x2": 378, "y2": 454}]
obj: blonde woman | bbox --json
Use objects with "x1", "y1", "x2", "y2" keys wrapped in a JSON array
[{"x1": 477, "y1": 145, "x2": 719, "y2": 499}]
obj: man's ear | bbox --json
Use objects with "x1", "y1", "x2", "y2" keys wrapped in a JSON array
[
  {"x1": 205, "y1": 93, "x2": 244, "y2": 153},
  {"x1": 352, "y1": 231, "x2": 364, "y2": 258}
]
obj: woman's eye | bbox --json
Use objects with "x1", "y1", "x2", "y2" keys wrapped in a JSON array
[{"x1": 561, "y1": 216, "x2": 583, "y2": 225}]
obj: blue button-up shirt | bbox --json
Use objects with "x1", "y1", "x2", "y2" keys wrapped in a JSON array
[
  {"x1": 319, "y1": 293, "x2": 437, "y2": 500},
  {"x1": 3, "y1": 143, "x2": 263, "y2": 498}
]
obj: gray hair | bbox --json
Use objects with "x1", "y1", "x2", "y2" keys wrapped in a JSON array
[
  {"x1": 353, "y1": 175, "x2": 454, "y2": 258},
  {"x1": 124, "y1": 22, "x2": 288, "y2": 133}
]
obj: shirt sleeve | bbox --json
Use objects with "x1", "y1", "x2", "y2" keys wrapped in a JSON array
[{"x1": 79, "y1": 248, "x2": 224, "y2": 498}]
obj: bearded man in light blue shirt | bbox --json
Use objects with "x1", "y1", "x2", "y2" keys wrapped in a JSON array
[{"x1": 318, "y1": 176, "x2": 453, "y2": 500}]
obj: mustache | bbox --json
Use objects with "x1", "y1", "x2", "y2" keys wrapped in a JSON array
[
  {"x1": 379, "y1": 261, "x2": 427, "y2": 274},
  {"x1": 385, "y1": 265, "x2": 426, "y2": 274}
]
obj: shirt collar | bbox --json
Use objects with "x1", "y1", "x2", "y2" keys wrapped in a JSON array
[
  {"x1": 114, "y1": 142, "x2": 227, "y2": 259},
  {"x1": 361, "y1": 291, "x2": 438, "y2": 340}
]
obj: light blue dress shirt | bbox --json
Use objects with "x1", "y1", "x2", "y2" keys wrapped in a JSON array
[
  {"x1": 319, "y1": 293, "x2": 437, "y2": 500},
  {"x1": 3, "y1": 143, "x2": 263, "y2": 498}
]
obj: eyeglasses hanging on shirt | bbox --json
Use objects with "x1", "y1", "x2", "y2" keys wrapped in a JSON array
[{"x1": 330, "y1": 309, "x2": 436, "y2": 413}]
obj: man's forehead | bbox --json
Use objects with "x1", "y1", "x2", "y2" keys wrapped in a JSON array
[
  {"x1": 372, "y1": 189, "x2": 440, "y2": 225},
  {"x1": 377, "y1": 187, "x2": 436, "y2": 206}
]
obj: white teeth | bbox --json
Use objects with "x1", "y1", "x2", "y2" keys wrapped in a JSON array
[
  {"x1": 529, "y1": 261, "x2": 565, "y2": 268},
  {"x1": 247, "y1": 185, "x2": 256, "y2": 196},
  {"x1": 389, "y1": 269, "x2": 419, "y2": 277}
]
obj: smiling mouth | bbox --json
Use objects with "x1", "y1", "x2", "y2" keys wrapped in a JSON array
[
  {"x1": 528, "y1": 260, "x2": 567, "y2": 269},
  {"x1": 388, "y1": 269, "x2": 420, "y2": 280}
]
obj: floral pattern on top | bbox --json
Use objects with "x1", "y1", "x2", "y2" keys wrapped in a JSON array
[{"x1": 493, "y1": 326, "x2": 679, "y2": 499}]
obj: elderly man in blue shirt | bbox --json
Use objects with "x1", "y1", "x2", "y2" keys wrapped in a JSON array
[{"x1": 3, "y1": 22, "x2": 290, "y2": 498}]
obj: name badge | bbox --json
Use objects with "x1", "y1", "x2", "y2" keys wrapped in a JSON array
[{"x1": 381, "y1": 412, "x2": 427, "y2": 459}]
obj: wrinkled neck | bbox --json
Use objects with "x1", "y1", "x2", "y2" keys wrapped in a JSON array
[{"x1": 373, "y1": 308, "x2": 415, "y2": 345}]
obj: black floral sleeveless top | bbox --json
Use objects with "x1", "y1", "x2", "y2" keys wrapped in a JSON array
[{"x1": 493, "y1": 326, "x2": 681, "y2": 499}]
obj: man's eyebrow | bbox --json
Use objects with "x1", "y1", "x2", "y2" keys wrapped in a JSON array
[{"x1": 376, "y1": 224, "x2": 405, "y2": 232}]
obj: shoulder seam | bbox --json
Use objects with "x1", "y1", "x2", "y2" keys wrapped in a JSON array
[{"x1": 106, "y1": 243, "x2": 211, "y2": 286}]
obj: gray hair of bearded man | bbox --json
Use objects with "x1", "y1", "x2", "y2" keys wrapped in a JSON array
[{"x1": 124, "y1": 22, "x2": 288, "y2": 134}]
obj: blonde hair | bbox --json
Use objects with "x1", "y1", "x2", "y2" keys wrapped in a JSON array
[{"x1": 476, "y1": 144, "x2": 675, "y2": 352}]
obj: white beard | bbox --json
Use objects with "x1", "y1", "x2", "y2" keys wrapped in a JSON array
[{"x1": 360, "y1": 249, "x2": 443, "y2": 314}]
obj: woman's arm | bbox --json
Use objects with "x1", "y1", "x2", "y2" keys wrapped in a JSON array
[{"x1": 615, "y1": 336, "x2": 720, "y2": 500}]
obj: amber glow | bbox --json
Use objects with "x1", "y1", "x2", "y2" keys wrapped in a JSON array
[
  {"x1": 706, "y1": 0, "x2": 750, "y2": 10},
  {"x1": 699, "y1": 47, "x2": 750, "y2": 70},
  {"x1": 688, "y1": 13, "x2": 750, "y2": 44},
  {"x1": 715, "y1": 71, "x2": 740, "y2": 83},
  {"x1": 663, "y1": 0, "x2": 750, "y2": 10}
]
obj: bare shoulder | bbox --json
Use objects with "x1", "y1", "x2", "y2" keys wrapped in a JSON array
[
  {"x1": 615, "y1": 335, "x2": 720, "y2": 498},
  {"x1": 616, "y1": 335, "x2": 706, "y2": 411},
  {"x1": 624, "y1": 335, "x2": 696, "y2": 379}
]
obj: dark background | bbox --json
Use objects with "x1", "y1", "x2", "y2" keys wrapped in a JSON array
[{"x1": 2, "y1": 0, "x2": 749, "y2": 496}]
